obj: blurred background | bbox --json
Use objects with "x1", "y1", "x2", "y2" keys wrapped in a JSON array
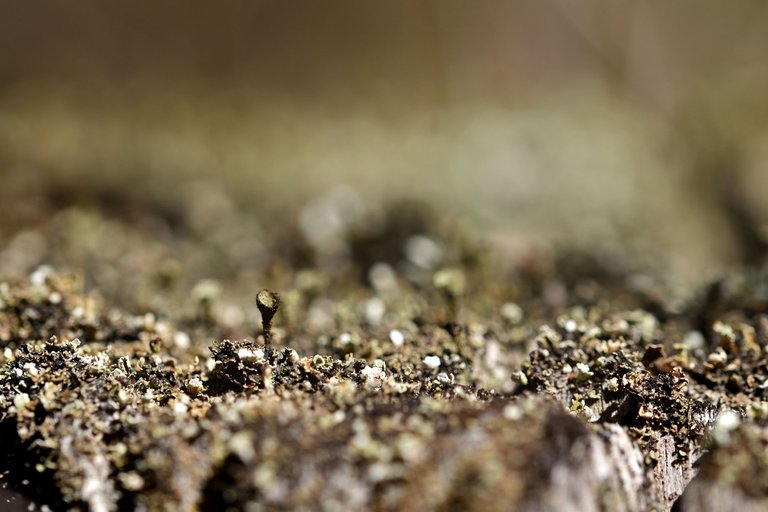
[{"x1": 1, "y1": 0, "x2": 768, "y2": 307}]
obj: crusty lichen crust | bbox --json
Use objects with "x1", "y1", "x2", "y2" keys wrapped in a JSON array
[{"x1": 3, "y1": 223, "x2": 768, "y2": 511}]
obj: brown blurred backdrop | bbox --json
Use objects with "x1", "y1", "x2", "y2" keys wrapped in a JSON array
[{"x1": 1, "y1": 0, "x2": 768, "y2": 284}]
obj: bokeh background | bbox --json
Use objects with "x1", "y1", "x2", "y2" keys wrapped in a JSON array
[{"x1": 1, "y1": 0, "x2": 768, "y2": 302}]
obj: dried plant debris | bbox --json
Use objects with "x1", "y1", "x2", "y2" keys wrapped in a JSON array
[
  {"x1": 514, "y1": 313, "x2": 717, "y2": 510},
  {"x1": 2, "y1": 239, "x2": 768, "y2": 511}
]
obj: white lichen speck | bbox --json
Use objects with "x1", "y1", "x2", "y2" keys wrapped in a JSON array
[{"x1": 389, "y1": 329, "x2": 405, "y2": 347}]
